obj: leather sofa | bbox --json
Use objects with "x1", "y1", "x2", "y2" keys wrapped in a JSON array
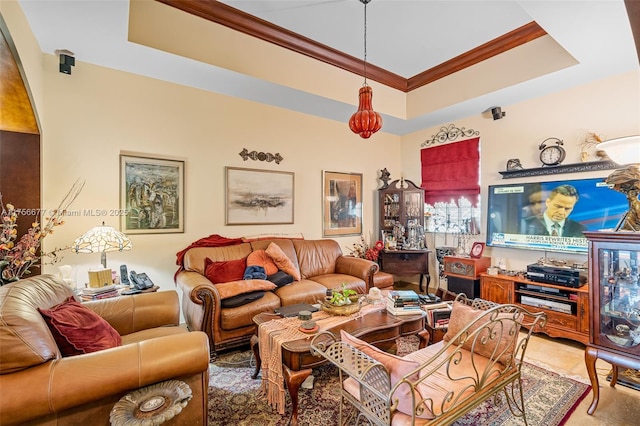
[
  {"x1": 176, "y1": 238, "x2": 379, "y2": 358},
  {"x1": 0, "y1": 275, "x2": 210, "y2": 425}
]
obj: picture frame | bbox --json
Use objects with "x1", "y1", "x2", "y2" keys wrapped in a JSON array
[
  {"x1": 322, "y1": 171, "x2": 363, "y2": 237},
  {"x1": 470, "y1": 242, "x2": 486, "y2": 258},
  {"x1": 120, "y1": 153, "x2": 185, "y2": 234},
  {"x1": 226, "y1": 167, "x2": 294, "y2": 225}
]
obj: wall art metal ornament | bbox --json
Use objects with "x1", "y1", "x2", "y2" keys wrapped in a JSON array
[
  {"x1": 322, "y1": 171, "x2": 363, "y2": 237},
  {"x1": 239, "y1": 148, "x2": 283, "y2": 164},
  {"x1": 120, "y1": 153, "x2": 184, "y2": 234},
  {"x1": 421, "y1": 124, "x2": 480, "y2": 147},
  {"x1": 225, "y1": 167, "x2": 294, "y2": 225}
]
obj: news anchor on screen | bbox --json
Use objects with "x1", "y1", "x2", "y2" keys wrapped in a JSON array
[{"x1": 521, "y1": 184, "x2": 587, "y2": 237}]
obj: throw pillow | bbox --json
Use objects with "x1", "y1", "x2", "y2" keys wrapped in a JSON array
[
  {"x1": 265, "y1": 242, "x2": 301, "y2": 281},
  {"x1": 38, "y1": 296, "x2": 122, "y2": 357},
  {"x1": 214, "y1": 279, "x2": 276, "y2": 300},
  {"x1": 267, "y1": 271, "x2": 294, "y2": 287},
  {"x1": 340, "y1": 330, "x2": 425, "y2": 418},
  {"x1": 443, "y1": 301, "x2": 521, "y2": 365},
  {"x1": 246, "y1": 250, "x2": 279, "y2": 276},
  {"x1": 243, "y1": 265, "x2": 267, "y2": 280},
  {"x1": 204, "y1": 257, "x2": 247, "y2": 284},
  {"x1": 220, "y1": 291, "x2": 265, "y2": 308}
]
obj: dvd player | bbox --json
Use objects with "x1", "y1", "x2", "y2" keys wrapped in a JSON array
[{"x1": 526, "y1": 264, "x2": 587, "y2": 288}]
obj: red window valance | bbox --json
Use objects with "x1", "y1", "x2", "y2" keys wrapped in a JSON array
[{"x1": 420, "y1": 137, "x2": 480, "y2": 206}]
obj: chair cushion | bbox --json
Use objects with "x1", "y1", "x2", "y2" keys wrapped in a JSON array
[
  {"x1": 340, "y1": 330, "x2": 422, "y2": 418},
  {"x1": 443, "y1": 301, "x2": 521, "y2": 365},
  {"x1": 204, "y1": 257, "x2": 247, "y2": 284},
  {"x1": 246, "y1": 250, "x2": 279, "y2": 276},
  {"x1": 214, "y1": 279, "x2": 276, "y2": 300},
  {"x1": 38, "y1": 296, "x2": 122, "y2": 356},
  {"x1": 266, "y1": 242, "x2": 301, "y2": 281}
]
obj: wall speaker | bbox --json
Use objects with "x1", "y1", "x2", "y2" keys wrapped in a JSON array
[
  {"x1": 59, "y1": 53, "x2": 75, "y2": 75},
  {"x1": 491, "y1": 107, "x2": 506, "y2": 120}
]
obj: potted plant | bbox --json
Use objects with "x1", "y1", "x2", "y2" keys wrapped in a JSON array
[{"x1": 320, "y1": 284, "x2": 363, "y2": 315}]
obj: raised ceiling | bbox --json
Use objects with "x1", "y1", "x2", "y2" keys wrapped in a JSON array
[{"x1": 16, "y1": 0, "x2": 640, "y2": 136}]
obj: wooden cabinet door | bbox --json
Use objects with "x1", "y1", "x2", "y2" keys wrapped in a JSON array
[{"x1": 480, "y1": 276, "x2": 512, "y2": 304}]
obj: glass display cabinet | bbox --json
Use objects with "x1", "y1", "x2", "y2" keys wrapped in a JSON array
[
  {"x1": 378, "y1": 178, "x2": 425, "y2": 249},
  {"x1": 584, "y1": 231, "x2": 640, "y2": 415}
]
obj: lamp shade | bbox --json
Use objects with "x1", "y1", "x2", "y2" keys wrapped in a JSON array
[
  {"x1": 598, "y1": 135, "x2": 640, "y2": 165},
  {"x1": 73, "y1": 222, "x2": 132, "y2": 268},
  {"x1": 349, "y1": 85, "x2": 382, "y2": 139}
]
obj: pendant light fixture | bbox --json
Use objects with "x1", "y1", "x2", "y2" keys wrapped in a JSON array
[{"x1": 349, "y1": 0, "x2": 382, "y2": 139}]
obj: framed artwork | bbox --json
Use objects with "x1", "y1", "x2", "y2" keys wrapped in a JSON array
[
  {"x1": 120, "y1": 153, "x2": 185, "y2": 234},
  {"x1": 470, "y1": 242, "x2": 486, "y2": 258},
  {"x1": 322, "y1": 171, "x2": 363, "y2": 237},
  {"x1": 226, "y1": 167, "x2": 294, "y2": 225}
]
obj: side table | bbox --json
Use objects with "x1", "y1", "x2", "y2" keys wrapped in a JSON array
[{"x1": 378, "y1": 249, "x2": 432, "y2": 292}]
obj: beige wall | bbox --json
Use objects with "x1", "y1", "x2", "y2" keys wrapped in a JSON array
[
  {"x1": 402, "y1": 69, "x2": 640, "y2": 282},
  {"x1": 3, "y1": 3, "x2": 639, "y2": 294},
  {"x1": 36, "y1": 55, "x2": 400, "y2": 290}
]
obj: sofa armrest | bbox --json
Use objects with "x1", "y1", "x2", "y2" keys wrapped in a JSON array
[
  {"x1": 0, "y1": 331, "x2": 210, "y2": 426},
  {"x1": 335, "y1": 256, "x2": 379, "y2": 290},
  {"x1": 83, "y1": 290, "x2": 180, "y2": 336}
]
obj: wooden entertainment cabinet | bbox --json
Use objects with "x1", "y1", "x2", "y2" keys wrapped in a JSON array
[{"x1": 480, "y1": 273, "x2": 589, "y2": 344}]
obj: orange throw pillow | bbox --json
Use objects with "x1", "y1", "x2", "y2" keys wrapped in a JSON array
[
  {"x1": 215, "y1": 280, "x2": 276, "y2": 299},
  {"x1": 38, "y1": 296, "x2": 122, "y2": 357},
  {"x1": 265, "y1": 242, "x2": 301, "y2": 281},
  {"x1": 247, "y1": 250, "x2": 279, "y2": 276}
]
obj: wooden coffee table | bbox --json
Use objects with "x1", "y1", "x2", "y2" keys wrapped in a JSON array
[{"x1": 251, "y1": 309, "x2": 427, "y2": 426}]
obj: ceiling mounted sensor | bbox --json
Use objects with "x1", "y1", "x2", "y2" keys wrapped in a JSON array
[
  {"x1": 55, "y1": 49, "x2": 75, "y2": 75},
  {"x1": 349, "y1": 0, "x2": 382, "y2": 139},
  {"x1": 490, "y1": 106, "x2": 506, "y2": 120}
]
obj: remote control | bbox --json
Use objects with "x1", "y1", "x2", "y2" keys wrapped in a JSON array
[{"x1": 120, "y1": 265, "x2": 130, "y2": 285}]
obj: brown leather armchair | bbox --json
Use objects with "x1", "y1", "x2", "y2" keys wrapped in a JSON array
[{"x1": 0, "y1": 274, "x2": 210, "y2": 425}]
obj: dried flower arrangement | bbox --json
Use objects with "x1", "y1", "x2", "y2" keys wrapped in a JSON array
[
  {"x1": 0, "y1": 179, "x2": 84, "y2": 284},
  {"x1": 348, "y1": 237, "x2": 384, "y2": 261}
]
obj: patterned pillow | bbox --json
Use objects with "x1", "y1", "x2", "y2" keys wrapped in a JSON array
[{"x1": 38, "y1": 296, "x2": 122, "y2": 357}]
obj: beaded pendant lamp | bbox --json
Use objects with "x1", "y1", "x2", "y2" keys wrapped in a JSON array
[{"x1": 349, "y1": 0, "x2": 382, "y2": 139}]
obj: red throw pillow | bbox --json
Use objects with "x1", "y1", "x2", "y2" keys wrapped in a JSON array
[
  {"x1": 38, "y1": 296, "x2": 122, "y2": 357},
  {"x1": 204, "y1": 257, "x2": 247, "y2": 284}
]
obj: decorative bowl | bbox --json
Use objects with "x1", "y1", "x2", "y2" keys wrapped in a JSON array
[{"x1": 320, "y1": 295, "x2": 362, "y2": 316}]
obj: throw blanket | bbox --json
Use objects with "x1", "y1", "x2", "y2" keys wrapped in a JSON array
[
  {"x1": 258, "y1": 303, "x2": 384, "y2": 414},
  {"x1": 174, "y1": 234, "x2": 243, "y2": 281}
]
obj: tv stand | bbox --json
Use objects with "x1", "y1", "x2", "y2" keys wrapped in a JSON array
[{"x1": 480, "y1": 273, "x2": 589, "y2": 344}]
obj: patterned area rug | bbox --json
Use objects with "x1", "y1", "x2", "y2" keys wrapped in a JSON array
[{"x1": 208, "y1": 337, "x2": 591, "y2": 426}]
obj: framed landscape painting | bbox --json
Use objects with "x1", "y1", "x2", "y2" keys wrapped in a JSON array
[
  {"x1": 120, "y1": 153, "x2": 184, "y2": 234},
  {"x1": 322, "y1": 171, "x2": 362, "y2": 237},
  {"x1": 226, "y1": 167, "x2": 294, "y2": 225}
]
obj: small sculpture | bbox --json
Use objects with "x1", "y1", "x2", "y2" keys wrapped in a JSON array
[
  {"x1": 605, "y1": 165, "x2": 640, "y2": 231},
  {"x1": 379, "y1": 168, "x2": 391, "y2": 188}
]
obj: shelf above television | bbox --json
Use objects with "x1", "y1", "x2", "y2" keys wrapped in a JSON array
[{"x1": 499, "y1": 160, "x2": 618, "y2": 179}]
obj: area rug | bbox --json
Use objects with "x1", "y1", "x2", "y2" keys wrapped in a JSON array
[{"x1": 208, "y1": 339, "x2": 591, "y2": 426}]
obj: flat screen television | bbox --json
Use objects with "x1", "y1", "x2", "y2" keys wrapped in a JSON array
[{"x1": 486, "y1": 176, "x2": 628, "y2": 254}]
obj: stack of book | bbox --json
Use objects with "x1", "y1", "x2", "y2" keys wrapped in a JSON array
[
  {"x1": 386, "y1": 290, "x2": 422, "y2": 316},
  {"x1": 79, "y1": 284, "x2": 119, "y2": 301},
  {"x1": 423, "y1": 301, "x2": 453, "y2": 328}
]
